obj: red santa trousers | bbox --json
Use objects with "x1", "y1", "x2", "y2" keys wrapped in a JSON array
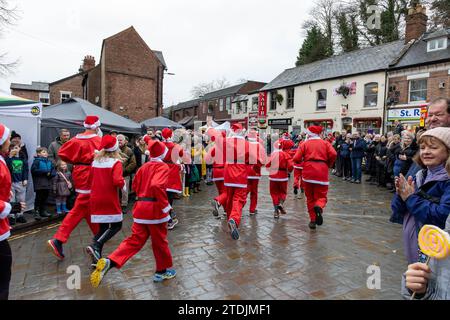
[
  {"x1": 109, "y1": 222, "x2": 172, "y2": 272},
  {"x1": 303, "y1": 182, "x2": 329, "y2": 222},
  {"x1": 269, "y1": 180, "x2": 288, "y2": 206},
  {"x1": 214, "y1": 180, "x2": 227, "y2": 207},
  {"x1": 54, "y1": 194, "x2": 99, "y2": 243},
  {"x1": 293, "y1": 168, "x2": 303, "y2": 190},
  {"x1": 225, "y1": 187, "x2": 247, "y2": 227},
  {"x1": 246, "y1": 179, "x2": 259, "y2": 213}
]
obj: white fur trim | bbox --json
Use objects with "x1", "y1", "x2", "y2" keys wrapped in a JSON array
[
  {"x1": 0, "y1": 155, "x2": 5, "y2": 165},
  {"x1": 212, "y1": 177, "x2": 224, "y2": 182},
  {"x1": 0, "y1": 126, "x2": 10, "y2": 145},
  {"x1": 91, "y1": 214, "x2": 123, "y2": 223},
  {"x1": 145, "y1": 150, "x2": 150, "y2": 156},
  {"x1": 306, "y1": 136, "x2": 321, "y2": 141},
  {"x1": 104, "y1": 140, "x2": 119, "y2": 152},
  {"x1": 248, "y1": 176, "x2": 261, "y2": 180},
  {"x1": 294, "y1": 166, "x2": 303, "y2": 170},
  {"x1": 230, "y1": 135, "x2": 245, "y2": 140},
  {"x1": 134, "y1": 215, "x2": 171, "y2": 225},
  {"x1": 0, "y1": 231, "x2": 11, "y2": 242},
  {"x1": 0, "y1": 202, "x2": 12, "y2": 219},
  {"x1": 92, "y1": 158, "x2": 120, "y2": 169},
  {"x1": 224, "y1": 183, "x2": 247, "y2": 188},
  {"x1": 162, "y1": 204, "x2": 172, "y2": 214},
  {"x1": 76, "y1": 189, "x2": 91, "y2": 194},
  {"x1": 166, "y1": 188, "x2": 182, "y2": 194},
  {"x1": 302, "y1": 178, "x2": 329, "y2": 186},
  {"x1": 150, "y1": 147, "x2": 169, "y2": 162},
  {"x1": 76, "y1": 134, "x2": 98, "y2": 140},
  {"x1": 84, "y1": 120, "x2": 101, "y2": 130},
  {"x1": 269, "y1": 177, "x2": 289, "y2": 182}
]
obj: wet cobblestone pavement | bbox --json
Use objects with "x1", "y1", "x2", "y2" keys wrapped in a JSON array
[{"x1": 9, "y1": 174, "x2": 406, "y2": 300}]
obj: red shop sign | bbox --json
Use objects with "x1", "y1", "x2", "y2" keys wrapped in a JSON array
[{"x1": 258, "y1": 92, "x2": 268, "y2": 119}]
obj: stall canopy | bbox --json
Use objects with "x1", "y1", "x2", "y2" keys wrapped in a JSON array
[
  {"x1": 41, "y1": 98, "x2": 141, "y2": 147},
  {"x1": 0, "y1": 92, "x2": 43, "y2": 210},
  {"x1": 141, "y1": 116, "x2": 184, "y2": 130}
]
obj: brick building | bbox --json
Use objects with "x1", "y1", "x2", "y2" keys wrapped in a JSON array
[
  {"x1": 170, "y1": 99, "x2": 200, "y2": 128},
  {"x1": 10, "y1": 81, "x2": 50, "y2": 106},
  {"x1": 14, "y1": 27, "x2": 167, "y2": 123},
  {"x1": 386, "y1": 4, "x2": 450, "y2": 131}
]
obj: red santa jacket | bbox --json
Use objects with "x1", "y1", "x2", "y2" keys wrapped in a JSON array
[
  {"x1": 205, "y1": 137, "x2": 227, "y2": 182},
  {"x1": 247, "y1": 139, "x2": 266, "y2": 180},
  {"x1": 89, "y1": 158, "x2": 125, "y2": 223},
  {"x1": 266, "y1": 149, "x2": 294, "y2": 181},
  {"x1": 0, "y1": 156, "x2": 12, "y2": 241},
  {"x1": 132, "y1": 159, "x2": 171, "y2": 224},
  {"x1": 293, "y1": 137, "x2": 337, "y2": 185},
  {"x1": 291, "y1": 142, "x2": 304, "y2": 170},
  {"x1": 224, "y1": 135, "x2": 250, "y2": 188},
  {"x1": 58, "y1": 133, "x2": 101, "y2": 195},
  {"x1": 163, "y1": 141, "x2": 184, "y2": 193}
]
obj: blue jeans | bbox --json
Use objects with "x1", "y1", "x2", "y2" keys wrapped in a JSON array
[{"x1": 351, "y1": 157, "x2": 362, "y2": 181}]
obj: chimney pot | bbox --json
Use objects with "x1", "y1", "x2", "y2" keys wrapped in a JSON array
[
  {"x1": 405, "y1": 3, "x2": 428, "y2": 44},
  {"x1": 81, "y1": 55, "x2": 96, "y2": 72}
]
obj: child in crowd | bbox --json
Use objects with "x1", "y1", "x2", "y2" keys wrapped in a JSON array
[
  {"x1": 90, "y1": 140, "x2": 176, "y2": 287},
  {"x1": 52, "y1": 160, "x2": 72, "y2": 215},
  {"x1": 86, "y1": 135, "x2": 125, "y2": 264},
  {"x1": 340, "y1": 134, "x2": 352, "y2": 181},
  {"x1": 403, "y1": 145, "x2": 450, "y2": 300},
  {"x1": 392, "y1": 127, "x2": 450, "y2": 265},
  {"x1": 6, "y1": 144, "x2": 28, "y2": 224},
  {"x1": 31, "y1": 147, "x2": 55, "y2": 220}
]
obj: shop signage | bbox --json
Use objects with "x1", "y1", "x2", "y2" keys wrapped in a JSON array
[
  {"x1": 258, "y1": 92, "x2": 268, "y2": 119},
  {"x1": 248, "y1": 112, "x2": 258, "y2": 128},
  {"x1": 387, "y1": 108, "x2": 421, "y2": 121},
  {"x1": 268, "y1": 118, "x2": 292, "y2": 126},
  {"x1": 420, "y1": 107, "x2": 428, "y2": 127}
]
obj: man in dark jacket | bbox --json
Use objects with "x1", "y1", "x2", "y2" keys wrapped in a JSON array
[
  {"x1": 48, "y1": 129, "x2": 71, "y2": 165},
  {"x1": 117, "y1": 134, "x2": 137, "y2": 209},
  {"x1": 349, "y1": 132, "x2": 367, "y2": 184}
]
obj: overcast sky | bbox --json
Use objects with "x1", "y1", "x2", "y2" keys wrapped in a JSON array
[{"x1": 0, "y1": 0, "x2": 313, "y2": 106}]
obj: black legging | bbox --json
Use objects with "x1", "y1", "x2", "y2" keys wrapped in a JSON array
[
  {"x1": 92, "y1": 222, "x2": 123, "y2": 252},
  {"x1": 35, "y1": 189, "x2": 50, "y2": 213},
  {"x1": 0, "y1": 240, "x2": 12, "y2": 300}
]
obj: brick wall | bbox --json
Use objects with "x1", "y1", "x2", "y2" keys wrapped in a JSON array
[
  {"x1": 87, "y1": 65, "x2": 101, "y2": 106},
  {"x1": 49, "y1": 74, "x2": 84, "y2": 105},
  {"x1": 11, "y1": 89, "x2": 40, "y2": 102}
]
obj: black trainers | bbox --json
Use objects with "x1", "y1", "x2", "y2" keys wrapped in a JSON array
[
  {"x1": 16, "y1": 215, "x2": 27, "y2": 224},
  {"x1": 314, "y1": 206, "x2": 324, "y2": 226},
  {"x1": 274, "y1": 208, "x2": 280, "y2": 219},
  {"x1": 8, "y1": 216, "x2": 16, "y2": 226},
  {"x1": 168, "y1": 218, "x2": 179, "y2": 230},
  {"x1": 294, "y1": 187, "x2": 298, "y2": 195},
  {"x1": 86, "y1": 245, "x2": 101, "y2": 264},
  {"x1": 228, "y1": 219, "x2": 239, "y2": 240},
  {"x1": 211, "y1": 200, "x2": 220, "y2": 217},
  {"x1": 33, "y1": 211, "x2": 42, "y2": 221},
  {"x1": 309, "y1": 221, "x2": 317, "y2": 230},
  {"x1": 47, "y1": 239, "x2": 65, "y2": 260},
  {"x1": 39, "y1": 211, "x2": 52, "y2": 218}
]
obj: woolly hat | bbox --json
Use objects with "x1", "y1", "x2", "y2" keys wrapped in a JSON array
[
  {"x1": 162, "y1": 128, "x2": 173, "y2": 140},
  {"x1": 0, "y1": 123, "x2": 11, "y2": 145},
  {"x1": 147, "y1": 140, "x2": 168, "y2": 159},
  {"x1": 306, "y1": 126, "x2": 323, "y2": 136},
  {"x1": 84, "y1": 115, "x2": 101, "y2": 130},
  {"x1": 99, "y1": 135, "x2": 119, "y2": 152},
  {"x1": 420, "y1": 127, "x2": 450, "y2": 150},
  {"x1": 10, "y1": 131, "x2": 21, "y2": 140}
]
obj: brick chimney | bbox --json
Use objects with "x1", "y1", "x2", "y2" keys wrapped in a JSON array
[
  {"x1": 404, "y1": 3, "x2": 428, "y2": 44},
  {"x1": 80, "y1": 55, "x2": 96, "y2": 72}
]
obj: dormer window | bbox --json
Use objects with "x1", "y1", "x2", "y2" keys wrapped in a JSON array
[{"x1": 427, "y1": 37, "x2": 447, "y2": 52}]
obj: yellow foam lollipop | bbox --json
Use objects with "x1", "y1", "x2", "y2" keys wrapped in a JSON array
[
  {"x1": 411, "y1": 225, "x2": 450, "y2": 300},
  {"x1": 418, "y1": 225, "x2": 450, "y2": 260}
]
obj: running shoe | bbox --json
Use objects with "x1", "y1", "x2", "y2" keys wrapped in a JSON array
[
  {"x1": 314, "y1": 206, "x2": 324, "y2": 226},
  {"x1": 47, "y1": 239, "x2": 65, "y2": 260},
  {"x1": 90, "y1": 258, "x2": 112, "y2": 288},
  {"x1": 228, "y1": 219, "x2": 240, "y2": 240},
  {"x1": 153, "y1": 269, "x2": 177, "y2": 282}
]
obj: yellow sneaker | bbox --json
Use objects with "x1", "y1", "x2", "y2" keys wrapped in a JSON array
[{"x1": 90, "y1": 258, "x2": 111, "y2": 288}]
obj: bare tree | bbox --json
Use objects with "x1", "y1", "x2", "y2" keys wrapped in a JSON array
[
  {"x1": 308, "y1": 0, "x2": 338, "y2": 56},
  {"x1": 190, "y1": 77, "x2": 231, "y2": 99},
  {"x1": 0, "y1": 0, "x2": 19, "y2": 77}
]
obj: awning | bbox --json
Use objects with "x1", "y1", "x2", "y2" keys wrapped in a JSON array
[{"x1": 178, "y1": 116, "x2": 194, "y2": 126}]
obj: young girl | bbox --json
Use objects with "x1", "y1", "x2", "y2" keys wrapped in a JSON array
[
  {"x1": 52, "y1": 160, "x2": 72, "y2": 215},
  {"x1": 392, "y1": 127, "x2": 450, "y2": 266},
  {"x1": 85, "y1": 135, "x2": 125, "y2": 264},
  {"x1": 90, "y1": 139, "x2": 176, "y2": 287}
]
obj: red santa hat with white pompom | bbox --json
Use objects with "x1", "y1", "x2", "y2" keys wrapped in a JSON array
[{"x1": 0, "y1": 123, "x2": 11, "y2": 146}]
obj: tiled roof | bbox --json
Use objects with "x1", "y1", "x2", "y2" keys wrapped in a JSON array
[
  {"x1": 153, "y1": 50, "x2": 167, "y2": 69},
  {"x1": 171, "y1": 99, "x2": 200, "y2": 112},
  {"x1": 10, "y1": 81, "x2": 49, "y2": 92},
  {"x1": 202, "y1": 83, "x2": 248, "y2": 100},
  {"x1": 261, "y1": 40, "x2": 406, "y2": 91}
]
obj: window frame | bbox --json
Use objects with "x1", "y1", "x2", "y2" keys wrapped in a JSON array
[
  {"x1": 316, "y1": 89, "x2": 327, "y2": 110},
  {"x1": 60, "y1": 91, "x2": 72, "y2": 103},
  {"x1": 269, "y1": 91, "x2": 277, "y2": 111},
  {"x1": 364, "y1": 82, "x2": 379, "y2": 107},
  {"x1": 286, "y1": 87, "x2": 295, "y2": 109},
  {"x1": 226, "y1": 97, "x2": 232, "y2": 112},
  {"x1": 251, "y1": 97, "x2": 259, "y2": 111},
  {"x1": 39, "y1": 92, "x2": 50, "y2": 105},
  {"x1": 408, "y1": 78, "x2": 428, "y2": 104},
  {"x1": 208, "y1": 100, "x2": 215, "y2": 114},
  {"x1": 427, "y1": 37, "x2": 447, "y2": 52},
  {"x1": 219, "y1": 98, "x2": 224, "y2": 112}
]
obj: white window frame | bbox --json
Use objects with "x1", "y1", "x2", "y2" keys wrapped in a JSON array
[
  {"x1": 60, "y1": 91, "x2": 72, "y2": 103},
  {"x1": 286, "y1": 88, "x2": 295, "y2": 109},
  {"x1": 39, "y1": 92, "x2": 50, "y2": 105},
  {"x1": 364, "y1": 82, "x2": 378, "y2": 107},
  {"x1": 427, "y1": 37, "x2": 447, "y2": 52},
  {"x1": 408, "y1": 78, "x2": 428, "y2": 104},
  {"x1": 226, "y1": 97, "x2": 232, "y2": 112},
  {"x1": 251, "y1": 97, "x2": 258, "y2": 111},
  {"x1": 219, "y1": 99, "x2": 224, "y2": 112},
  {"x1": 316, "y1": 89, "x2": 327, "y2": 110}
]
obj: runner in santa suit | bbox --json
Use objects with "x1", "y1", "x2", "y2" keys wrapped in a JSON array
[
  {"x1": 223, "y1": 123, "x2": 251, "y2": 240},
  {"x1": 90, "y1": 139, "x2": 176, "y2": 287},
  {"x1": 293, "y1": 126, "x2": 337, "y2": 230},
  {"x1": 291, "y1": 136, "x2": 305, "y2": 197},
  {"x1": 85, "y1": 135, "x2": 125, "y2": 264},
  {"x1": 246, "y1": 130, "x2": 266, "y2": 216},
  {"x1": 0, "y1": 123, "x2": 25, "y2": 300},
  {"x1": 47, "y1": 116, "x2": 102, "y2": 260},
  {"x1": 205, "y1": 128, "x2": 227, "y2": 218},
  {"x1": 160, "y1": 128, "x2": 184, "y2": 230},
  {"x1": 266, "y1": 139, "x2": 294, "y2": 219}
]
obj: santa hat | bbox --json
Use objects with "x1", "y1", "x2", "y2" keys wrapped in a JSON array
[
  {"x1": 147, "y1": 140, "x2": 168, "y2": 159},
  {"x1": 0, "y1": 123, "x2": 11, "y2": 146},
  {"x1": 281, "y1": 139, "x2": 294, "y2": 151},
  {"x1": 282, "y1": 132, "x2": 291, "y2": 140},
  {"x1": 231, "y1": 123, "x2": 243, "y2": 133},
  {"x1": 99, "y1": 135, "x2": 119, "y2": 152},
  {"x1": 84, "y1": 115, "x2": 101, "y2": 130},
  {"x1": 143, "y1": 135, "x2": 152, "y2": 145},
  {"x1": 306, "y1": 126, "x2": 323, "y2": 137},
  {"x1": 162, "y1": 128, "x2": 173, "y2": 140}
]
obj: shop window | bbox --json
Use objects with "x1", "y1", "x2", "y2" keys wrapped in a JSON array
[
  {"x1": 316, "y1": 90, "x2": 327, "y2": 110},
  {"x1": 286, "y1": 88, "x2": 294, "y2": 109},
  {"x1": 409, "y1": 79, "x2": 427, "y2": 103},
  {"x1": 226, "y1": 97, "x2": 231, "y2": 112},
  {"x1": 219, "y1": 99, "x2": 224, "y2": 112},
  {"x1": 242, "y1": 101, "x2": 248, "y2": 114},
  {"x1": 354, "y1": 119, "x2": 381, "y2": 134},
  {"x1": 364, "y1": 83, "x2": 378, "y2": 107},
  {"x1": 270, "y1": 91, "x2": 277, "y2": 110},
  {"x1": 252, "y1": 97, "x2": 258, "y2": 111},
  {"x1": 208, "y1": 101, "x2": 215, "y2": 114},
  {"x1": 236, "y1": 102, "x2": 241, "y2": 114}
]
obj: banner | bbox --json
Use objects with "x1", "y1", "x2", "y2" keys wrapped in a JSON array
[{"x1": 258, "y1": 92, "x2": 268, "y2": 128}]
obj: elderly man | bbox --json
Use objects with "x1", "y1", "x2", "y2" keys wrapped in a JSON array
[
  {"x1": 425, "y1": 97, "x2": 450, "y2": 129},
  {"x1": 117, "y1": 134, "x2": 136, "y2": 210},
  {"x1": 48, "y1": 129, "x2": 71, "y2": 164}
]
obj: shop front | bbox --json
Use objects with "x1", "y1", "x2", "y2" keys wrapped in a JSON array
[
  {"x1": 386, "y1": 105, "x2": 428, "y2": 132},
  {"x1": 304, "y1": 119, "x2": 334, "y2": 134},
  {"x1": 230, "y1": 118, "x2": 248, "y2": 130},
  {"x1": 353, "y1": 117, "x2": 382, "y2": 134},
  {"x1": 268, "y1": 118, "x2": 292, "y2": 134}
]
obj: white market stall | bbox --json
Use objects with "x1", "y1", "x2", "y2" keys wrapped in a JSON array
[{"x1": 0, "y1": 93, "x2": 42, "y2": 210}]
